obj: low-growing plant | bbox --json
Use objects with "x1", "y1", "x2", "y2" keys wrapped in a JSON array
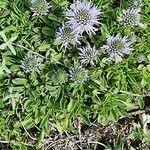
[{"x1": 0, "y1": 0, "x2": 149, "y2": 149}]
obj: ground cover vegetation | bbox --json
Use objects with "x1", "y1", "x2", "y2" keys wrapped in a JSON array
[{"x1": 0, "y1": 0, "x2": 150, "y2": 149}]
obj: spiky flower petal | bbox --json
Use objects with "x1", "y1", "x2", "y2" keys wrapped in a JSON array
[
  {"x1": 78, "y1": 43, "x2": 99, "y2": 66},
  {"x1": 69, "y1": 66, "x2": 88, "y2": 83},
  {"x1": 56, "y1": 23, "x2": 80, "y2": 49},
  {"x1": 52, "y1": 69, "x2": 68, "y2": 85},
  {"x1": 118, "y1": 7, "x2": 141, "y2": 27},
  {"x1": 20, "y1": 53, "x2": 43, "y2": 73},
  {"x1": 65, "y1": 1, "x2": 101, "y2": 36},
  {"x1": 30, "y1": 0, "x2": 51, "y2": 16},
  {"x1": 101, "y1": 34, "x2": 133, "y2": 62}
]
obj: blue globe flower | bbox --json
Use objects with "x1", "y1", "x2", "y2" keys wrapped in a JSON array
[
  {"x1": 101, "y1": 34, "x2": 134, "y2": 62},
  {"x1": 20, "y1": 53, "x2": 43, "y2": 73},
  {"x1": 65, "y1": 1, "x2": 101, "y2": 36},
  {"x1": 118, "y1": 7, "x2": 141, "y2": 27},
  {"x1": 69, "y1": 66, "x2": 88, "y2": 83},
  {"x1": 78, "y1": 43, "x2": 99, "y2": 66},
  {"x1": 30, "y1": 0, "x2": 51, "y2": 16},
  {"x1": 56, "y1": 23, "x2": 80, "y2": 49}
]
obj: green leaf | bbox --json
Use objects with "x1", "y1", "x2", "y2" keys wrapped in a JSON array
[
  {"x1": 60, "y1": 97, "x2": 67, "y2": 110},
  {"x1": 38, "y1": 44, "x2": 51, "y2": 51},
  {"x1": 40, "y1": 113, "x2": 49, "y2": 132},
  {"x1": 11, "y1": 97, "x2": 16, "y2": 112},
  {"x1": 98, "y1": 114, "x2": 109, "y2": 126},
  {"x1": 42, "y1": 27, "x2": 54, "y2": 36},
  {"x1": 9, "y1": 35, "x2": 18, "y2": 42},
  {"x1": 0, "y1": 43, "x2": 7, "y2": 50},
  {"x1": 53, "y1": 38, "x2": 62, "y2": 46},
  {"x1": 46, "y1": 85, "x2": 61, "y2": 97},
  {"x1": 67, "y1": 99, "x2": 77, "y2": 112},
  {"x1": 0, "y1": 10, "x2": 10, "y2": 18},
  {"x1": 110, "y1": 108, "x2": 118, "y2": 122},
  {"x1": 56, "y1": 122, "x2": 64, "y2": 133},
  {"x1": 141, "y1": 78, "x2": 147, "y2": 87},
  {"x1": 136, "y1": 97, "x2": 144, "y2": 109},
  {"x1": 51, "y1": 52, "x2": 62, "y2": 64},
  {"x1": 48, "y1": 14, "x2": 60, "y2": 22},
  {"x1": 12, "y1": 78, "x2": 27, "y2": 85},
  {"x1": 101, "y1": 24, "x2": 109, "y2": 37},
  {"x1": 0, "y1": 31, "x2": 17, "y2": 55},
  {"x1": 7, "y1": 42, "x2": 16, "y2": 55},
  {"x1": 10, "y1": 65, "x2": 20, "y2": 72},
  {"x1": 10, "y1": 86, "x2": 24, "y2": 92},
  {"x1": 3, "y1": 25, "x2": 16, "y2": 32},
  {"x1": 0, "y1": 31, "x2": 7, "y2": 41},
  {"x1": 14, "y1": 118, "x2": 33, "y2": 128},
  {"x1": 81, "y1": 112, "x2": 91, "y2": 126}
]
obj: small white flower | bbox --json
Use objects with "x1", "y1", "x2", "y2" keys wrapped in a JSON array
[
  {"x1": 78, "y1": 43, "x2": 99, "y2": 66},
  {"x1": 65, "y1": 0, "x2": 101, "y2": 36},
  {"x1": 69, "y1": 66, "x2": 88, "y2": 83},
  {"x1": 30, "y1": 0, "x2": 51, "y2": 16},
  {"x1": 118, "y1": 7, "x2": 141, "y2": 27},
  {"x1": 20, "y1": 52, "x2": 43, "y2": 73},
  {"x1": 56, "y1": 23, "x2": 80, "y2": 49},
  {"x1": 101, "y1": 34, "x2": 134, "y2": 63}
]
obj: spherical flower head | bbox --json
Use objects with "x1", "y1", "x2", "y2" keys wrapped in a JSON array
[
  {"x1": 30, "y1": 0, "x2": 51, "y2": 16},
  {"x1": 56, "y1": 23, "x2": 80, "y2": 49},
  {"x1": 20, "y1": 53, "x2": 43, "y2": 73},
  {"x1": 78, "y1": 43, "x2": 99, "y2": 66},
  {"x1": 101, "y1": 34, "x2": 134, "y2": 63},
  {"x1": 52, "y1": 69, "x2": 68, "y2": 85},
  {"x1": 118, "y1": 7, "x2": 141, "y2": 27},
  {"x1": 65, "y1": 1, "x2": 101, "y2": 36},
  {"x1": 69, "y1": 66, "x2": 88, "y2": 83}
]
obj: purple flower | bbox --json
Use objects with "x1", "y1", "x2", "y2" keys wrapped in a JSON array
[
  {"x1": 65, "y1": 1, "x2": 101, "y2": 36},
  {"x1": 101, "y1": 34, "x2": 134, "y2": 62},
  {"x1": 69, "y1": 66, "x2": 88, "y2": 83},
  {"x1": 118, "y1": 7, "x2": 141, "y2": 27},
  {"x1": 78, "y1": 43, "x2": 99, "y2": 66},
  {"x1": 20, "y1": 52, "x2": 43, "y2": 73},
  {"x1": 56, "y1": 23, "x2": 80, "y2": 49}
]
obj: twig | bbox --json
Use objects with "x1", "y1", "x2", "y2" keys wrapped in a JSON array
[
  {"x1": 0, "y1": 38, "x2": 46, "y2": 58},
  {"x1": 18, "y1": 115, "x2": 37, "y2": 141},
  {"x1": 88, "y1": 141, "x2": 107, "y2": 149},
  {"x1": 1, "y1": 39, "x2": 70, "y2": 68},
  {"x1": 18, "y1": 142, "x2": 35, "y2": 147},
  {"x1": 12, "y1": 43, "x2": 69, "y2": 69},
  {"x1": 12, "y1": 43, "x2": 46, "y2": 58},
  {"x1": 129, "y1": 108, "x2": 150, "y2": 116},
  {"x1": 0, "y1": 140, "x2": 35, "y2": 147},
  {"x1": 0, "y1": 140, "x2": 9, "y2": 144}
]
